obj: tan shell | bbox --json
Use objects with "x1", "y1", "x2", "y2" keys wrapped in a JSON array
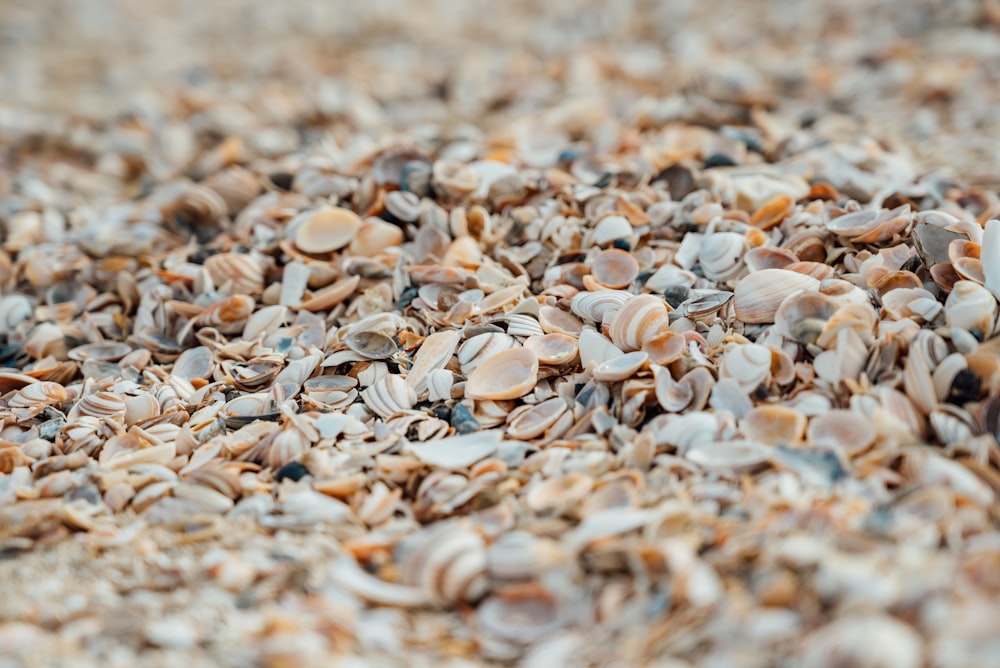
[
  {"x1": 807, "y1": 410, "x2": 876, "y2": 454},
  {"x1": 349, "y1": 219, "x2": 403, "y2": 257},
  {"x1": 362, "y1": 374, "x2": 417, "y2": 419},
  {"x1": 465, "y1": 347, "x2": 538, "y2": 401},
  {"x1": 204, "y1": 252, "x2": 264, "y2": 295},
  {"x1": 590, "y1": 248, "x2": 639, "y2": 289},
  {"x1": 741, "y1": 405, "x2": 806, "y2": 445},
  {"x1": 506, "y1": 397, "x2": 569, "y2": 440},
  {"x1": 294, "y1": 206, "x2": 362, "y2": 253},
  {"x1": 608, "y1": 294, "x2": 670, "y2": 352},
  {"x1": 523, "y1": 333, "x2": 578, "y2": 366},
  {"x1": 719, "y1": 343, "x2": 773, "y2": 392},
  {"x1": 641, "y1": 329, "x2": 685, "y2": 365},
  {"x1": 945, "y1": 281, "x2": 997, "y2": 338},
  {"x1": 734, "y1": 269, "x2": 821, "y2": 324}
]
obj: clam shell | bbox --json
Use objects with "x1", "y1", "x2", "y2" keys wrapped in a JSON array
[
  {"x1": 945, "y1": 281, "x2": 997, "y2": 339},
  {"x1": 590, "y1": 248, "x2": 639, "y2": 289},
  {"x1": 465, "y1": 347, "x2": 538, "y2": 401},
  {"x1": 506, "y1": 398, "x2": 569, "y2": 440},
  {"x1": 592, "y1": 350, "x2": 648, "y2": 382},
  {"x1": 807, "y1": 410, "x2": 876, "y2": 454},
  {"x1": 67, "y1": 342, "x2": 132, "y2": 362},
  {"x1": 361, "y1": 374, "x2": 417, "y2": 419},
  {"x1": 741, "y1": 405, "x2": 806, "y2": 445},
  {"x1": 523, "y1": 333, "x2": 578, "y2": 366},
  {"x1": 608, "y1": 294, "x2": 670, "y2": 352},
  {"x1": 345, "y1": 330, "x2": 398, "y2": 359},
  {"x1": 294, "y1": 206, "x2": 362, "y2": 253},
  {"x1": 204, "y1": 252, "x2": 264, "y2": 295},
  {"x1": 733, "y1": 269, "x2": 820, "y2": 324},
  {"x1": 458, "y1": 332, "x2": 517, "y2": 375},
  {"x1": 399, "y1": 524, "x2": 489, "y2": 604},
  {"x1": 570, "y1": 290, "x2": 630, "y2": 324},
  {"x1": 349, "y1": 219, "x2": 403, "y2": 257},
  {"x1": 718, "y1": 343, "x2": 772, "y2": 392},
  {"x1": 407, "y1": 429, "x2": 501, "y2": 469},
  {"x1": 698, "y1": 232, "x2": 746, "y2": 281}
]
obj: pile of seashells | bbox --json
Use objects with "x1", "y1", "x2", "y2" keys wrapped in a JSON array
[{"x1": 3, "y1": 1, "x2": 1000, "y2": 666}]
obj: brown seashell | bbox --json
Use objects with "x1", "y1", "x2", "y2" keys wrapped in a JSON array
[
  {"x1": 465, "y1": 347, "x2": 538, "y2": 401},
  {"x1": 641, "y1": 329, "x2": 685, "y2": 365},
  {"x1": 194, "y1": 295, "x2": 255, "y2": 332},
  {"x1": 745, "y1": 246, "x2": 798, "y2": 272}
]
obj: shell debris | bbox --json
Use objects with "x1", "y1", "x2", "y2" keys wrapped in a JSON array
[{"x1": 2, "y1": 1, "x2": 1000, "y2": 666}]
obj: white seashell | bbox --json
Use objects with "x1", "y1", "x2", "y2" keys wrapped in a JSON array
[
  {"x1": 579, "y1": 327, "x2": 625, "y2": 369},
  {"x1": 407, "y1": 430, "x2": 501, "y2": 469},
  {"x1": 426, "y1": 369, "x2": 455, "y2": 402},
  {"x1": 293, "y1": 206, "x2": 361, "y2": 253},
  {"x1": 592, "y1": 351, "x2": 648, "y2": 382},
  {"x1": 409, "y1": 330, "x2": 461, "y2": 394},
  {"x1": 458, "y1": 332, "x2": 517, "y2": 375},
  {"x1": 570, "y1": 290, "x2": 630, "y2": 325},
  {"x1": 585, "y1": 214, "x2": 634, "y2": 247}
]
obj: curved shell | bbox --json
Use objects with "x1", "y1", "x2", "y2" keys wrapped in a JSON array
[
  {"x1": 741, "y1": 405, "x2": 806, "y2": 445},
  {"x1": 945, "y1": 281, "x2": 997, "y2": 339},
  {"x1": 345, "y1": 330, "x2": 399, "y2": 360},
  {"x1": 294, "y1": 206, "x2": 362, "y2": 253},
  {"x1": 775, "y1": 292, "x2": 838, "y2": 344},
  {"x1": 67, "y1": 342, "x2": 132, "y2": 362},
  {"x1": 698, "y1": 232, "x2": 746, "y2": 281},
  {"x1": 465, "y1": 347, "x2": 538, "y2": 401},
  {"x1": 399, "y1": 524, "x2": 489, "y2": 604},
  {"x1": 458, "y1": 332, "x2": 517, "y2": 375},
  {"x1": 362, "y1": 374, "x2": 417, "y2": 419},
  {"x1": 523, "y1": 333, "x2": 578, "y2": 366},
  {"x1": 570, "y1": 290, "x2": 630, "y2": 325},
  {"x1": 734, "y1": 269, "x2": 820, "y2": 324},
  {"x1": 590, "y1": 248, "x2": 639, "y2": 289},
  {"x1": 608, "y1": 294, "x2": 670, "y2": 352},
  {"x1": 506, "y1": 397, "x2": 569, "y2": 440}
]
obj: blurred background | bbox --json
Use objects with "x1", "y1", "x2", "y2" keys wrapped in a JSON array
[{"x1": 1, "y1": 0, "x2": 999, "y2": 178}]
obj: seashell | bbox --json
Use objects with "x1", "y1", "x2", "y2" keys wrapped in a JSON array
[
  {"x1": 349, "y1": 219, "x2": 403, "y2": 257},
  {"x1": 929, "y1": 407, "x2": 976, "y2": 448},
  {"x1": 718, "y1": 343, "x2": 772, "y2": 392},
  {"x1": 293, "y1": 206, "x2": 362, "y2": 253},
  {"x1": 399, "y1": 524, "x2": 489, "y2": 604},
  {"x1": 578, "y1": 327, "x2": 624, "y2": 369},
  {"x1": 299, "y1": 275, "x2": 361, "y2": 312},
  {"x1": 785, "y1": 261, "x2": 835, "y2": 281},
  {"x1": 983, "y1": 218, "x2": 1000, "y2": 299},
  {"x1": 229, "y1": 359, "x2": 282, "y2": 392},
  {"x1": 741, "y1": 405, "x2": 806, "y2": 445},
  {"x1": 698, "y1": 232, "x2": 745, "y2": 281},
  {"x1": 945, "y1": 281, "x2": 997, "y2": 339},
  {"x1": 426, "y1": 369, "x2": 455, "y2": 402},
  {"x1": 407, "y1": 429, "x2": 500, "y2": 469},
  {"x1": 952, "y1": 256, "x2": 984, "y2": 283},
  {"x1": 525, "y1": 473, "x2": 593, "y2": 515},
  {"x1": 477, "y1": 584, "x2": 562, "y2": 646},
  {"x1": 733, "y1": 269, "x2": 820, "y2": 324},
  {"x1": 592, "y1": 351, "x2": 648, "y2": 382},
  {"x1": 361, "y1": 374, "x2": 417, "y2": 419},
  {"x1": 641, "y1": 329, "x2": 685, "y2": 365},
  {"x1": 745, "y1": 246, "x2": 798, "y2": 272},
  {"x1": 344, "y1": 330, "x2": 398, "y2": 360},
  {"x1": 653, "y1": 366, "x2": 713, "y2": 413},
  {"x1": 881, "y1": 287, "x2": 941, "y2": 322},
  {"x1": 499, "y1": 313, "x2": 544, "y2": 338},
  {"x1": 432, "y1": 160, "x2": 481, "y2": 200},
  {"x1": 67, "y1": 342, "x2": 132, "y2": 363},
  {"x1": 402, "y1": 329, "x2": 459, "y2": 395},
  {"x1": 570, "y1": 290, "x2": 630, "y2": 325},
  {"x1": 750, "y1": 193, "x2": 794, "y2": 229},
  {"x1": 124, "y1": 394, "x2": 160, "y2": 427},
  {"x1": 676, "y1": 290, "x2": 733, "y2": 319},
  {"x1": 685, "y1": 439, "x2": 770, "y2": 470},
  {"x1": 523, "y1": 333, "x2": 578, "y2": 366},
  {"x1": 506, "y1": 398, "x2": 569, "y2": 441},
  {"x1": 807, "y1": 410, "x2": 876, "y2": 454},
  {"x1": 730, "y1": 173, "x2": 808, "y2": 211},
  {"x1": 443, "y1": 236, "x2": 483, "y2": 268},
  {"x1": 775, "y1": 292, "x2": 838, "y2": 344},
  {"x1": 585, "y1": 214, "x2": 635, "y2": 248},
  {"x1": 466, "y1": 347, "x2": 538, "y2": 401},
  {"x1": 204, "y1": 252, "x2": 264, "y2": 295},
  {"x1": 193, "y1": 295, "x2": 255, "y2": 333},
  {"x1": 537, "y1": 305, "x2": 582, "y2": 336},
  {"x1": 458, "y1": 332, "x2": 517, "y2": 375},
  {"x1": 608, "y1": 294, "x2": 670, "y2": 352},
  {"x1": 68, "y1": 392, "x2": 126, "y2": 422},
  {"x1": 475, "y1": 285, "x2": 525, "y2": 316},
  {"x1": 590, "y1": 249, "x2": 639, "y2": 289},
  {"x1": 171, "y1": 346, "x2": 215, "y2": 381}
]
